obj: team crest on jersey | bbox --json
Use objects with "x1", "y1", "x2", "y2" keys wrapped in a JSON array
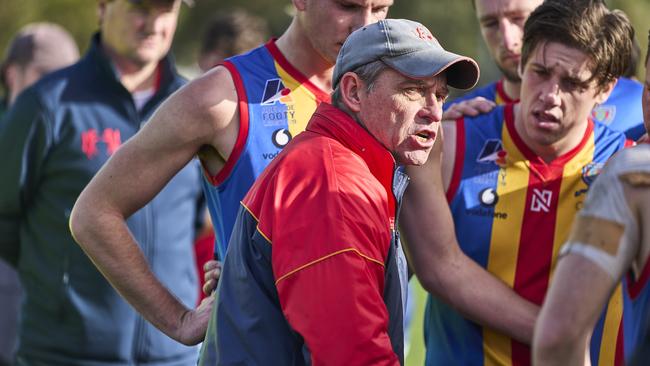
[
  {"x1": 591, "y1": 105, "x2": 616, "y2": 125},
  {"x1": 581, "y1": 162, "x2": 604, "y2": 186},
  {"x1": 261, "y1": 78, "x2": 293, "y2": 106},
  {"x1": 477, "y1": 139, "x2": 507, "y2": 167}
]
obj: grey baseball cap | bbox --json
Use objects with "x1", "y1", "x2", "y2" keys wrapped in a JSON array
[{"x1": 333, "y1": 19, "x2": 479, "y2": 90}]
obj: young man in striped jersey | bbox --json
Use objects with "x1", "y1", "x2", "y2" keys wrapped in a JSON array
[
  {"x1": 403, "y1": 0, "x2": 635, "y2": 364},
  {"x1": 533, "y1": 29, "x2": 650, "y2": 365}
]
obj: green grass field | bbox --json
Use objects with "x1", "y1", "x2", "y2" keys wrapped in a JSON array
[{"x1": 405, "y1": 278, "x2": 427, "y2": 366}]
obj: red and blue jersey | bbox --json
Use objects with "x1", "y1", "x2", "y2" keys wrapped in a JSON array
[
  {"x1": 425, "y1": 104, "x2": 631, "y2": 366},
  {"x1": 201, "y1": 40, "x2": 330, "y2": 259},
  {"x1": 591, "y1": 77, "x2": 645, "y2": 141},
  {"x1": 624, "y1": 262, "x2": 650, "y2": 363}
]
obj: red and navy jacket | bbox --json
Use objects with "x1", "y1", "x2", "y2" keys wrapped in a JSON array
[{"x1": 202, "y1": 103, "x2": 408, "y2": 365}]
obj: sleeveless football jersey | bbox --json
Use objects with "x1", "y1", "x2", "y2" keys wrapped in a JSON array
[
  {"x1": 424, "y1": 104, "x2": 630, "y2": 366},
  {"x1": 591, "y1": 77, "x2": 645, "y2": 140},
  {"x1": 202, "y1": 40, "x2": 330, "y2": 259}
]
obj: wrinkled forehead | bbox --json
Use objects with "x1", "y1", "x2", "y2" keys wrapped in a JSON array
[
  {"x1": 474, "y1": 0, "x2": 542, "y2": 18},
  {"x1": 526, "y1": 41, "x2": 594, "y2": 77},
  {"x1": 382, "y1": 66, "x2": 449, "y2": 91}
]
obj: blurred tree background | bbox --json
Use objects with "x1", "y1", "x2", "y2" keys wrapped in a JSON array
[
  {"x1": 0, "y1": 0, "x2": 648, "y2": 364},
  {"x1": 1, "y1": 0, "x2": 648, "y2": 85}
]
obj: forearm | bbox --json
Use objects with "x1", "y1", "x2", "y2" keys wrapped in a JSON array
[
  {"x1": 533, "y1": 329, "x2": 590, "y2": 366},
  {"x1": 417, "y1": 245, "x2": 538, "y2": 344},
  {"x1": 533, "y1": 255, "x2": 614, "y2": 365},
  {"x1": 70, "y1": 205, "x2": 190, "y2": 343}
]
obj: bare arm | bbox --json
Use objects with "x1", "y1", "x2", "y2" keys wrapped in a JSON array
[
  {"x1": 401, "y1": 121, "x2": 538, "y2": 344},
  {"x1": 69, "y1": 66, "x2": 239, "y2": 345},
  {"x1": 532, "y1": 254, "x2": 610, "y2": 366}
]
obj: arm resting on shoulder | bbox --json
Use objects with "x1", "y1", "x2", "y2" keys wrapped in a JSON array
[{"x1": 401, "y1": 131, "x2": 538, "y2": 344}]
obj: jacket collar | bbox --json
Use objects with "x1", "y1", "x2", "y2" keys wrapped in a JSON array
[
  {"x1": 306, "y1": 103, "x2": 399, "y2": 204},
  {"x1": 82, "y1": 32, "x2": 180, "y2": 98}
]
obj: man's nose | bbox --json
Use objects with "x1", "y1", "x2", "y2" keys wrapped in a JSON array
[
  {"x1": 349, "y1": 8, "x2": 378, "y2": 33},
  {"x1": 540, "y1": 81, "x2": 561, "y2": 106},
  {"x1": 420, "y1": 94, "x2": 444, "y2": 123},
  {"x1": 499, "y1": 19, "x2": 521, "y2": 54}
]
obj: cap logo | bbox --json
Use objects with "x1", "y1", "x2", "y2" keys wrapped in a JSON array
[{"x1": 413, "y1": 27, "x2": 435, "y2": 42}]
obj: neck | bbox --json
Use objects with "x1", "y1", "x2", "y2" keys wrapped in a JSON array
[
  {"x1": 103, "y1": 44, "x2": 159, "y2": 93},
  {"x1": 502, "y1": 78, "x2": 521, "y2": 100},
  {"x1": 275, "y1": 18, "x2": 334, "y2": 92},
  {"x1": 513, "y1": 104, "x2": 587, "y2": 164}
]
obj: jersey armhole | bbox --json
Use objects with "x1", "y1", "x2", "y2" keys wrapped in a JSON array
[
  {"x1": 627, "y1": 254, "x2": 650, "y2": 299},
  {"x1": 206, "y1": 61, "x2": 250, "y2": 186}
]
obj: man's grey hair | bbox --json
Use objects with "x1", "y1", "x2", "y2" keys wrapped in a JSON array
[{"x1": 331, "y1": 60, "x2": 389, "y2": 109}]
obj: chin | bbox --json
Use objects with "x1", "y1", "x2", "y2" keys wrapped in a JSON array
[{"x1": 398, "y1": 152, "x2": 430, "y2": 166}]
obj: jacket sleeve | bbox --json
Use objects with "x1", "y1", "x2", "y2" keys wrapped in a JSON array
[
  {"x1": 271, "y1": 188, "x2": 399, "y2": 366},
  {"x1": 0, "y1": 89, "x2": 51, "y2": 266}
]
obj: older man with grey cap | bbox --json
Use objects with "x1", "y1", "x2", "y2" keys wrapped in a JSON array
[{"x1": 196, "y1": 19, "x2": 478, "y2": 366}]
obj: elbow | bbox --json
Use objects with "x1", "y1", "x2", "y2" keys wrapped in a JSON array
[
  {"x1": 533, "y1": 316, "x2": 584, "y2": 362},
  {"x1": 69, "y1": 194, "x2": 95, "y2": 250}
]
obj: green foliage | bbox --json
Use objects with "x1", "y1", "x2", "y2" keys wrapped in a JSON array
[{"x1": 1, "y1": 0, "x2": 647, "y2": 81}]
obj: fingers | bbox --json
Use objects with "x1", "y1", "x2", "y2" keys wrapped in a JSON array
[
  {"x1": 443, "y1": 97, "x2": 497, "y2": 120},
  {"x1": 202, "y1": 260, "x2": 222, "y2": 296}
]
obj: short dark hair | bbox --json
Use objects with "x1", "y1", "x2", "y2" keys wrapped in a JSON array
[
  {"x1": 331, "y1": 60, "x2": 389, "y2": 110},
  {"x1": 199, "y1": 9, "x2": 269, "y2": 59},
  {"x1": 623, "y1": 36, "x2": 641, "y2": 78},
  {"x1": 521, "y1": 0, "x2": 634, "y2": 92}
]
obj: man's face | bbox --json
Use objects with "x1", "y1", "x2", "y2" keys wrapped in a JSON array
[
  {"x1": 641, "y1": 58, "x2": 650, "y2": 133},
  {"x1": 98, "y1": 0, "x2": 180, "y2": 66},
  {"x1": 297, "y1": 0, "x2": 392, "y2": 65},
  {"x1": 475, "y1": 0, "x2": 542, "y2": 82},
  {"x1": 519, "y1": 41, "x2": 611, "y2": 150},
  {"x1": 5, "y1": 63, "x2": 43, "y2": 106},
  {"x1": 356, "y1": 68, "x2": 447, "y2": 166}
]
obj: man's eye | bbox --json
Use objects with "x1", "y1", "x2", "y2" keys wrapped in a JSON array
[
  {"x1": 481, "y1": 20, "x2": 498, "y2": 29},
  {"x1": 373, "y1": 6, "x2": 389, "y2": 14},
  {"x1": 533, "y1": 68, "x2": 549, "y2": 77}
]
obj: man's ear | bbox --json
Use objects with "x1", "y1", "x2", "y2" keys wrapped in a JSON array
[
  {"x1": 293, "y1": 0, "x2": 307, "y2": 11},
  {"x1": 3, "y1": 64, "x2": 18, "y2": 91},
  {"x1": 97, "y1": 1, "x2": 109, "y2": 25},
  {"x1": 594, "y1": 78, "x2": 618, "y2": 105},
  {"x1": 339, "y1": 72, "x2": 365, "y2": 113}
]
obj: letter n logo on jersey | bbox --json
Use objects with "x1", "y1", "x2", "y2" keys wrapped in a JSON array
[
  {"x1": 261, "y1": 78, "x2": 293, "y2": 106},
  {"x1": 530, "y1": 188, "x2": 552, "y2": 212}
]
